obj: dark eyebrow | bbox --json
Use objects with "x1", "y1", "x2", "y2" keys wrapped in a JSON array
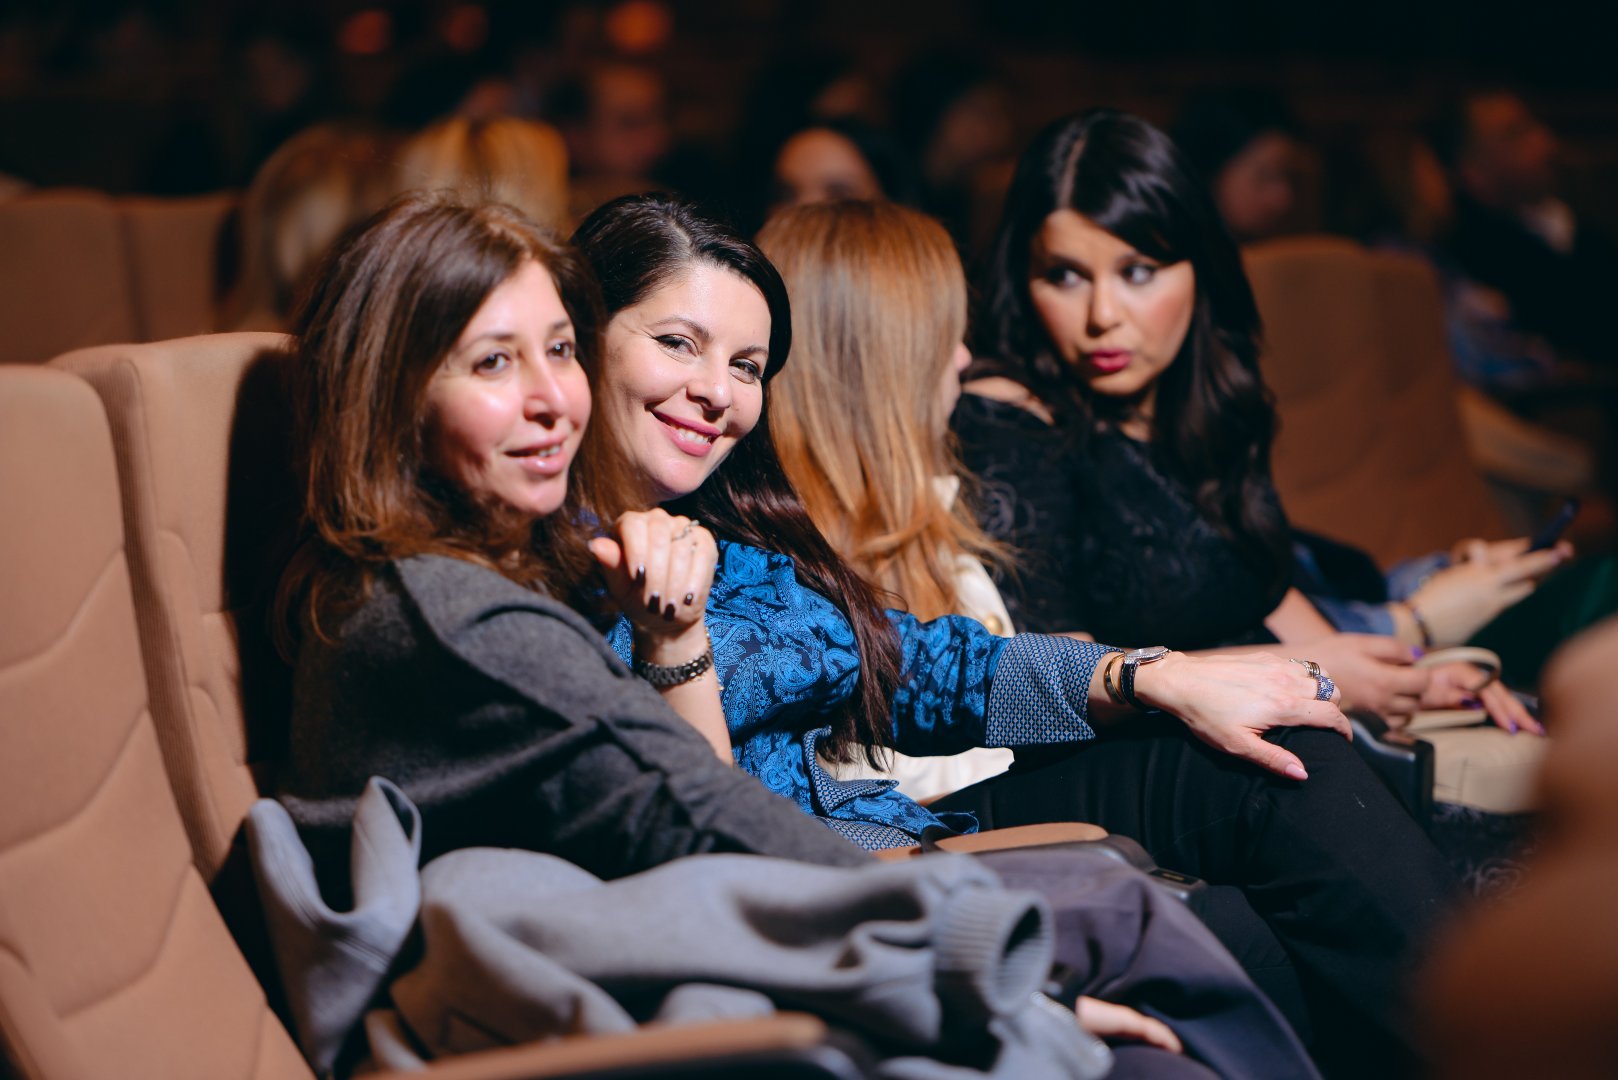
[
  {"x1": 457, "y1": 319, "x2": 573, "y2": 349},
  {"x1": 650, "y1": 316, "x2": 767, "y2": 359},
  {"x1": 647, "y1": 316, "x2": 712, "y2": 344}
]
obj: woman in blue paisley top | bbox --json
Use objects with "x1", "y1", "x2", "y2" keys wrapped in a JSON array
[{"x1": 572, "y1": 193, "x2": 1346, "y2": 851}]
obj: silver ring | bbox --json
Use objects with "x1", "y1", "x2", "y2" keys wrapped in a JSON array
[
  {"x1": 1290, "y1": 658, "x2": 1323, "y2": 679},
  {"x1": 672, "y1": 522, "x2": 694, "y2": 541},
  {"x1": 1314, "y1": 674, "x2": 1336, "y2": 701}
]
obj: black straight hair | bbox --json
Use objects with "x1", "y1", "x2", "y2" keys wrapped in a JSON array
[
  {"x1": 573, "y1": 193, "x2": 903, "y2": 765},
  {"x1": 977, "y1": 108, "x2": 1290, "y2": 590}
]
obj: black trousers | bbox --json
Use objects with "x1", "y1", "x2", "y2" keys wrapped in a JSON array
[
  {"x1": 933, "y1": 722, "x2": 1457, "y2": 1078},
  {"x1": 977, "y1": 846, "x2": 1318, "y2": 1080}
]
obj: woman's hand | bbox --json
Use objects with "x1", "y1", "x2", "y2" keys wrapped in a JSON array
[
  {"x1": 1405, "y1": 538, "x2": 1570, "y2": 646},
  {"x1": 1131, "y1": 651, "x2": 1351, "y2": 780},
  {"x1": 1299, "y1": 633, "x2": 1432, "y2": 720},
  {"x1": 1075, "y1": 997, "x2": 1182, "y2": 1053},
  {"x1": 589, "y1": 510, "x2": 731, "y2": 762},
  {"x1": 1418, "y1": 661, "x2": 1545, "y2": 735},
  {"x1": 589, "y1": 508, "x2": 717, "y2": 660}
]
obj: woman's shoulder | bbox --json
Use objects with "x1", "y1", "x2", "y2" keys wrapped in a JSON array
[
  {"x1": 959, "y1": 378, "x2": 1056, "y2": 426},
  {"x1": 392, "y1": 553, "x2": 609, "y2": 645}
]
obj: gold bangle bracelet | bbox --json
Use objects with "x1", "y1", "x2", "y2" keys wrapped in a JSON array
[{"x1": 1102, "y1": 650, "x2": 1126, "y2": 705}]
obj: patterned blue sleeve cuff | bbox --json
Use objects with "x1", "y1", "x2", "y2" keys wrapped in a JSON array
[{"x1": 984, "y1": 635, "x2": 1115, "y2": 747}]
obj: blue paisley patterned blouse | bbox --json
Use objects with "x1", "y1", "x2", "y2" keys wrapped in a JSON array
[{"x1": 607, "y1": 539, "x2": 1114, "y2": 850}]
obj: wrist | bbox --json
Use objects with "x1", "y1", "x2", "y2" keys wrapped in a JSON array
[
  {"x1": 1120, "y1": 647, "x2": 1176, "y2": 713},
  {"x1": 1391, "y1": 600, "x2": 1435, "y2": 648},
  {"x1": 633, "y1": 623, "x2": 712, "y2": 667},
  {"x1": 632, "y1": 627, "x2": 715, "y2": 688}
]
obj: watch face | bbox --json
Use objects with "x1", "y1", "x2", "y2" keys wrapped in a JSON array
[{"x1": 1123, "y1": 645, "x2": 1170, "y2": 663}]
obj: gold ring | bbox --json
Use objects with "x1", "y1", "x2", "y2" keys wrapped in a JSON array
[{"x1": 1290, "y1": 658, "x2": 1323, "y2": 679}]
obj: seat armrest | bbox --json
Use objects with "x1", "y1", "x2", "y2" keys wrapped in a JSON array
[
  {"x1": 1348, "y1": 710, "x2": 1434, "y2": 830},
  {"x1": 872, "y1": 821, "x2": 1108, "y2": 862},
  {"x1": 374, "y1": 1014, "x2": 871, "y2": 1080}
]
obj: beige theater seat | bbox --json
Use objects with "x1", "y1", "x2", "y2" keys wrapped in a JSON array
[
  {"x1": 119, "y1": 192, "x2": 237, "y2": 341},
  {"x1": 1245, "y1": 236, "x2": 1508, "y2": 567},
  {"x1": 0, "y1": 361, "x2": 865, "y2": 1079},
  {"x1": 0, "y1": 365, "x2": 310, "y2": 1079},
  {"x1": 54, "y1": 333, "x2": 297, "y2": 881},
  {"x1": 0, "y1": 190, "x2": 139, "y2": 364}
]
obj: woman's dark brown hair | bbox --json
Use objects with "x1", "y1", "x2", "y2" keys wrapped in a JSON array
[
  {"x1": 573, "y1": 193, "x2": 903, "y2": 766},
  {"x1": 278, "y1": 190, "x2": 622, "y2": 645}
]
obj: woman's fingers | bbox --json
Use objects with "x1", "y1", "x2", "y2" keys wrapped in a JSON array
[
  {"x1": 663, "y1": 525, "x2": 696, "y2": 621},
  {"x1": 1075, "y1": 998, "x2": 1183, "y2": 1053},
  {"x1": 681, "y1": 529, "x2": 717, "y2": 612},
  {"x1": 1480, "y1": 681, "x2": 1544, "y2": 735}
]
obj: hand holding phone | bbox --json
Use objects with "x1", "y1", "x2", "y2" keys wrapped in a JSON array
[{"x1": 1528, "y1": 497, "x2": 1580, "y2": 552}]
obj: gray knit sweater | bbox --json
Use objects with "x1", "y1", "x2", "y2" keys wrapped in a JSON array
[{"x1": 277, "y1": 554, "x2": 870, "y2": 898}]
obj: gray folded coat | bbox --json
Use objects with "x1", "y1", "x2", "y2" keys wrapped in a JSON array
[{"x1": 247, "y1": 777, "x2": 1109, "y2": 1080}]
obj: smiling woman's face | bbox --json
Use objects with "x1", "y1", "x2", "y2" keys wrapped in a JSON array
[
  {"x1": 421, "y1": 258, "x2": 590, "y2": 518},
  {"x1": 599, "y1": 262, "x2": 771, "y2": 504}
]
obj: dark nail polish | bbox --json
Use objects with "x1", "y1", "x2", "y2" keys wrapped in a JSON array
[
  {"x1": 683, "y1": 592, "x2": 696, "y2": 606},
  {"x1": 634, "y1": 565, "x2": 646, "y2": 583},
  {"x1": 647, "y1": 592, "x2": 660, "y2": 613},
  {"x1": 1461, "y1": 696, "x2": 1482, "y2": 709},
  {"x1": 663, "y1": 603, "x2": 676, "y2": 620}
]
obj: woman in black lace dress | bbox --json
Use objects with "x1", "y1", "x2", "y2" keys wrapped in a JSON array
[
  {"x1": 953, "y1": 108, "x2": 1547, "y2": 730},
  {"x1": 943, "y1": 110, "x2": 1475, "y2": 1076}
]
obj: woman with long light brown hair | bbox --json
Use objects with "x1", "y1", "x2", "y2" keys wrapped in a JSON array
[{"x1": 759, "y1": 199, "x2": 1015, "y2": 798}]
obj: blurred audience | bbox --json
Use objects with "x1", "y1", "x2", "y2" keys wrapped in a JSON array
[
  {"x1": 550, "y1": 61, "x2": 672, "y2": 222},
  {"x1": 1426, "y1": 90, "x2": 1618, "y2": 368},
  {"x1": 392, "y1": 114, "x2": 571, "y2": 230},
  {"x1": 767, "y1": 118, "x2": 915, "y2": 217},
  {"x1": 1172, "y1": 88, "x2": 1306, "y2": 245},
  {"x1": 891, "y1": 50, "x2": 1018, "y2": 256},
  {"x1": 216, "y1": 122, "x2": 389, "y2": 332}
]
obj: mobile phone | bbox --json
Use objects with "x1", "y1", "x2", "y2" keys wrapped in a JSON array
[{"x1": 1528, "y1": 497, "x2": 1580, "y2": 551}]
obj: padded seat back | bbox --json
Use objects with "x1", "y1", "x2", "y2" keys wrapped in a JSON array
[
  {"x1": 52, "y1": 334, "x2": 299, "y2": 881},
  {"x1": 0, "y1": 191, "x2": 139, "y2": 364},
  {"x1": 1246, "y1": 236, "x2": 1507, "y2": 566},
  {"x1": 119, "y1": 193, "x2": 237, "y2": 341},
  {"x1": 0, "y1": 365, "x2": 309, "y2": 1080}
]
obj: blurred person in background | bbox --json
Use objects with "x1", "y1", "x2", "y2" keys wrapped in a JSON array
[
  {"x1": 392, "y1": 114, "x2": 572, "y2": 231},
  {"x1": 1427, "y1": 89, "x2": 1618, "y2": 369},
  {"x1": 216, "y1": 122, "x2": 390, "y2": 332},
  {"x1": 891, "y1": 50, "x2": 1019, "y2": 257},
  {"x1": 550, "y1": 61, "x2": 672, "y2": 222},
  {"x1": 1172, "y1": 89, "x2": 1307, "y2": 245},
  {"x1": 767, "y1": 117, "x2": 916, "y2": 217}
]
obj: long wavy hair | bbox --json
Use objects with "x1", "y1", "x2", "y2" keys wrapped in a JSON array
[
  {"x1": 572, "y1": 193, "x2": 902, "y2": 766},
  {"x1": 977, "y1": 108, "x2": 1289, "y2": 588},
  {"x1": 758, "y1": 199, "x2": 1005, "y2": 622},
  {"x1": 278, "y1": 191, "x2": 624, "y2": 647}
]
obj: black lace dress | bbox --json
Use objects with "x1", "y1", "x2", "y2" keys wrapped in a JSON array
[{"x1": 952, "y1": 392, "x2": 1288, "y2": 650}]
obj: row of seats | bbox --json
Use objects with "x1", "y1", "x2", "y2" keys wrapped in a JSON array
[
  {"x1": 0, "y1": 339, "x2": 871, "y2": 1079},
  {"x1": 0, "y1": 190, "x2": 235, "y2": 364}
]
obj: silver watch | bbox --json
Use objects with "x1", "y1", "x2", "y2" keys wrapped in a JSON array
[{"x1": 1120, "y1": 646, "x2": 1169, "y2": 713}]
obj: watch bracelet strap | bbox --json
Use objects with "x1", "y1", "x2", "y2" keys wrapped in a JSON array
[
  {"x1": 633, "y1": 633, "x2": 715, "y2": 687},
  {"x1": 1119, "y1": 654, "x2": 1164, "y2": 714}
]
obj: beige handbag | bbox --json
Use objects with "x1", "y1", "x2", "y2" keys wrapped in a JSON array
[{"x1": 1403, "y1": 647, "x2": 1547, "y2": 814}]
